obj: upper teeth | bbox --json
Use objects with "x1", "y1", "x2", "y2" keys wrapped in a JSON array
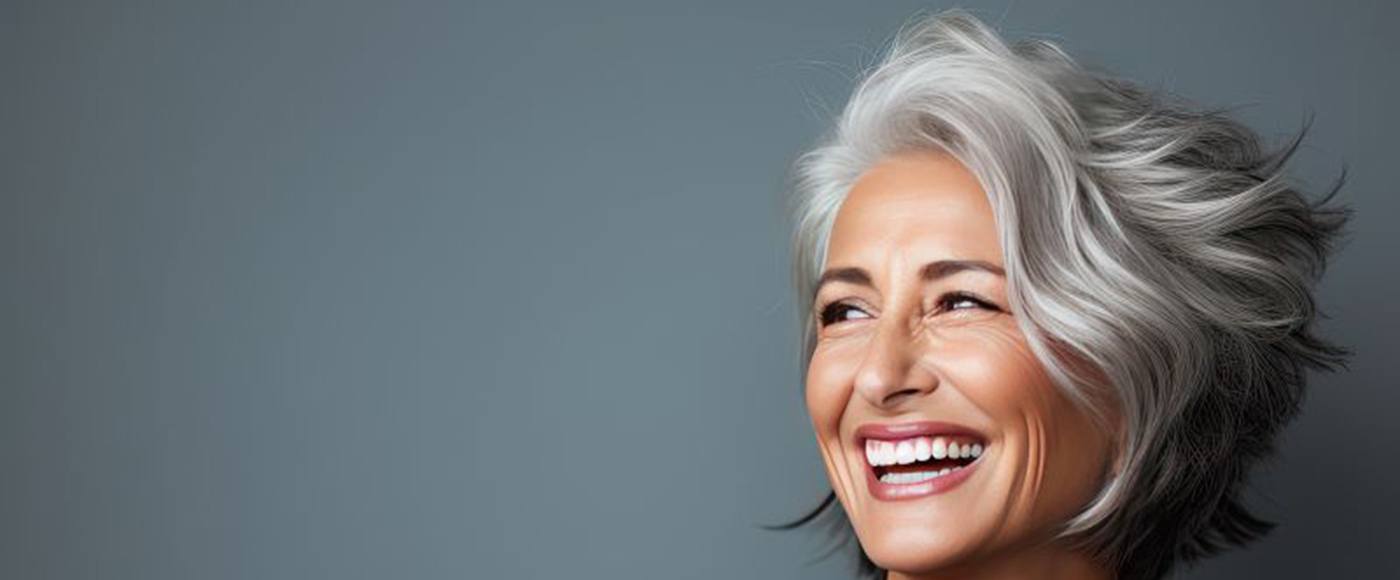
[{"x1": 865, "y1": 436, "x2": 983, "y2": 467}]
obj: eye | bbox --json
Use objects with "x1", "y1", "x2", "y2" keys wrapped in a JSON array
[
  {"x1": 817, "y1": 302, "x2": 871, "y2": 327},
  {"x1": 936, "y1": 291, "x2": 1000, "y2": 314}
]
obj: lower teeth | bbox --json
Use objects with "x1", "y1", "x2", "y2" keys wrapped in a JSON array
[{"x1": 880, "y1": 467, "x2": 958, "y2": 484}]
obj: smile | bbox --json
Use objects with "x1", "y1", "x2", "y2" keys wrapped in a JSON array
[{"x1": 856, "y1": 421, "x2": 988, "y2": 501}]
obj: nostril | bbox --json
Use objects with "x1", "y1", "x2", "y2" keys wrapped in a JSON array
[{"x1": 881, "y1": 386, "x2": 930, "y2": 407}]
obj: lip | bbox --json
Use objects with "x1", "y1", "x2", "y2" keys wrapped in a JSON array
[
  {"x1": 855, "y1": 420, "x2": 986, "y2": 443},
  {"x1": 854, "y1": 420, "x2": 988, "y2": 502}
]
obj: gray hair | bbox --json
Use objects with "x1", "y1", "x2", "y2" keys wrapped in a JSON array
[{"x1": 783, "y1": 9, "x2": 1349, "y2": 580}]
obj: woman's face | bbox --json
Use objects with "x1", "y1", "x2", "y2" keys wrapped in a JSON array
[{"x1": 806, "y1": 149, "x2": 1114, "y2": 575}]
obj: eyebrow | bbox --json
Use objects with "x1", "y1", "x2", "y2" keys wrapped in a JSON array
[{"x1": 814, "y1": 259, "x2": 1005, "y2": 296}]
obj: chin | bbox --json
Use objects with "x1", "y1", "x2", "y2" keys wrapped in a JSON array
[
  {"x1": 864, "y1": 531, "x2": 975, "y2": 575},
  {"x1": 855, "y1": 503, "x2": 1001, "y2": 575}
]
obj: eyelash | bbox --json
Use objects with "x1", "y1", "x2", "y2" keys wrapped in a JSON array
[{"x1": 817, "y1": 292, "x2": 1000, "y2": 327}]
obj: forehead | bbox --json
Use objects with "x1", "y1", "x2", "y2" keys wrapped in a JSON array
[{"x1": 826, "y1": 150, "x2": 1002, "y2": 268}]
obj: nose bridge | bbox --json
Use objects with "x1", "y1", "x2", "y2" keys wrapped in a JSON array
[{"x1": 853, "y1": 296, "x2": 935, "y2": 407}]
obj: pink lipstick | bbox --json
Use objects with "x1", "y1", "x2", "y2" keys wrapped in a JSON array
[{"x1": 855, "y1": 421, "x2": 988, "y2": 501}]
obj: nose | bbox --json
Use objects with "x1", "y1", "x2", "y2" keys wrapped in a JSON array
[{"x1": 852, "y1": 316, "x2": 939, "y2": 409}]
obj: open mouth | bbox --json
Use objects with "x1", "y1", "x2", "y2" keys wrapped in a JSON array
[{"x1": 863, "y1": 434, "x2": 985, "y2": 485}]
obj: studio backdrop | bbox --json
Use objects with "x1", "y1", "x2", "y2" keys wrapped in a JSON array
[{"x1": 3, "y1": 1, "x2": 1396, "y2": 579}]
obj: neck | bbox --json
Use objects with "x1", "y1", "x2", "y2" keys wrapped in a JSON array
[{"x1": 885, "y1": 542, "x2": 1111, "y2": 580}]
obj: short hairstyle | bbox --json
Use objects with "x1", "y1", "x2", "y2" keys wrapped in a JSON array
[{"x1": 779, "y1": 9, "x2": 1350, "y2": 580}]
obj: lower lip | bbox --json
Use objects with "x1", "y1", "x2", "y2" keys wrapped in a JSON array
[{"x1": 864, "y1": 456, "x2": 981, "y2": 501}]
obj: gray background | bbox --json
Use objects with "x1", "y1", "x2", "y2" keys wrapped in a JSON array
[{"x1": 3, "y1": 0, "x2": 1396, "y2": 578}]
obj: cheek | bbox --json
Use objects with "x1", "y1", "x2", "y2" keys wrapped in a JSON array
[
  {"x1": 937, "y1": 324, "x2": 1108, "y2": 529},
  {"x1": 804, "y1": 343, "x2": 860, "y2": 432},
  {"x1": 1040, "y1": 391, "x2": 1113, "y2": 509},
  {"x1": 936, "y1": 324, "x2": 1056, "y2": 417}
]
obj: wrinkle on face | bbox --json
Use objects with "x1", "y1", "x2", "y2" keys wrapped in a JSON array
[
  {"x1": 803, "y1": 149, "x2": 1116, "y2": 577},
  {"x1": 808, "y1": 341, "x2": 869, "y2": 523},
  {"x1": 949, "y1": 318, "x2": 1056, "y2": 551},
  {"x1": 816, "y1": 430, "x2": 862, "y2": 522}
]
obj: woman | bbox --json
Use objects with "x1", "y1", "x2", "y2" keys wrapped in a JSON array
[{"x1": 774, "y1": 9, "x2": 1349, "y2": 580}]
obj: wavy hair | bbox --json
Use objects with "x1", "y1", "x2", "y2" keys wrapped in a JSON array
[{"x1": 773, "y1": 8, "x2": 1350, "y2": 580}]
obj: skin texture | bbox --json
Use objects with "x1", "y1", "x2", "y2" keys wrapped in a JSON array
[{"x1": 806, "y1": 149, "x2": 1116, "y2": 580}]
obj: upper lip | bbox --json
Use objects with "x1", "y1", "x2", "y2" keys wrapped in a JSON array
[{"x1": 854, "y1": 420, "x2": 987, "y2": 444}]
